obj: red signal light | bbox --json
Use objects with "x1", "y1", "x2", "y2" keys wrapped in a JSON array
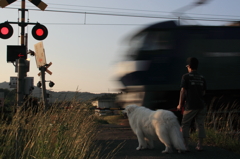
[
  {"x1": 1, "y1": 27, "x2": 9, "y2": 35},
  {"x1": 0, "y1": 22, "x2": 13, "y2": 39},
  {"x1": 32, "y1": 23, "x2": 48, "y2": 41},
  {"x1": 36, "y1": 28, "x2": 44, "y2": 36}
]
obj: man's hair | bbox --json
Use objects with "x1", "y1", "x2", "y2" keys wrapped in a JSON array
[{"x1": 187, "y1": 57, "x2": 199, "y2": 70}]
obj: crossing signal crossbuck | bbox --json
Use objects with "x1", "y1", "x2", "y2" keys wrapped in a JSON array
[
  {"x1": 0, "y1": 0, "x2": 17, "y2": 8},
  {"x1": 0, "y1": 0, "x2": 47, "y2": 10}
]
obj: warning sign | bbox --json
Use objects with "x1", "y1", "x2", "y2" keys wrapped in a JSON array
[
  {"x1": 34, "y1": 41, "x2": 47, "y2": 68},
  {"x1": 10, "y1": 76, "x2": 17, "y2": 88}
]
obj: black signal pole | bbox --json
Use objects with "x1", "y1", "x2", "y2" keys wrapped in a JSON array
[
  {"x1": 16, "y1": 2, "x2": 27, "y2": 159},
  {"x1": 17, "y1": 58, "x2": 26, "y2": 106},
  {"x1": 20, "y1": 0, "x2": 26, "y2": 46},
  {"x1": 16, "y1": 3, "x2": 26, "y2": 159},
  {"x1": 17, "y1": 0, "x2": 27, "y2": 107},
  {"x1": 40, "y1": 66, "x2": 49, "y2": 111}
]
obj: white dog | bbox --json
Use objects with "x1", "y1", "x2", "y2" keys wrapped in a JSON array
[{"x1": 125, "y1": 105, "x2": 186, "y2": 153}]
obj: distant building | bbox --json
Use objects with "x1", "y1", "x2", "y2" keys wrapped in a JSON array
[
  {"x1": 92, "y1": 99, "x2": 115, "y2": 108},
  {"x1": 92, "y1": 99, "x2": 121, "y2": 116}
]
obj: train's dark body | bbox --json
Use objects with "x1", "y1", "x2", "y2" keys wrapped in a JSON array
[{"x1": 117, "y1": 21, "x2": 240, "y2": 110}]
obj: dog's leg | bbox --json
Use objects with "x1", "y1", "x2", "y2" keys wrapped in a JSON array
[
  {"x1": 136, "y1": 131, "x2": 147, "y2": 150},
  {"x1": 162, "y1": 146, "x2": 173, "y2": 154},
  {"x1": 145, "y1": 138, "x2": 154, "y2": 149},
  {"x1": 155, "y1": 126, "x2": 173, "y2": 153}
]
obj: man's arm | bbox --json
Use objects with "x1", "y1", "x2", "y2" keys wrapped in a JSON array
[{"x1": 177, "y1": 87, "x2": 186, "y2": 110}]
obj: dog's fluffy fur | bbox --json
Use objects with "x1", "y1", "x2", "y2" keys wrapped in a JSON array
[{"x1": 125, "y1": 105, "x2": 186, "y2": 153}]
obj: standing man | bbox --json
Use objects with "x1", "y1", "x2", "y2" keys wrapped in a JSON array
[{"x1": 177, "y1": 57, "x2": 207, "y2": 151}]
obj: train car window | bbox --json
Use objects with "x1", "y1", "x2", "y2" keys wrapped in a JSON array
[
  {"x1": 127, "y1": 32, "x2": 147, "y2": 58},
  {"x1": 127, "y1": 31, "x2": 174, "y2": 59},
  {"x1": 141, "y1": 31, "x2": 173, "y2": 51}
]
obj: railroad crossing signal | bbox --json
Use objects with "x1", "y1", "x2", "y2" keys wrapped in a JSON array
[
  {"x1": 1, "y1": 0, "x2": 48, "y2": 40},
  {"x1": 0, "y1": 22, "x2": 13, "y2": 39},
  {"x1": 37, "y1": 80, "x2": 55, "y2": 88},
  {"x1": 0, "y1": 21, "x2": 48, "y2": 40},
  {"x1": 1, "y1": 0, "x2": 50, "y2": 111},
  {"x1": 32, "y1": 23, "x2": 48, "y2": 40}
]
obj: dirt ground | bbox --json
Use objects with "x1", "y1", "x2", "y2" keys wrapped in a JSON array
[{"x1": 96, "y1": 118, "x2": 240, "y2": 159}]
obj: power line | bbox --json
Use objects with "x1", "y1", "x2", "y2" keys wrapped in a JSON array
[
  {"x1": 4, "y1": 7, "x2": 240, "y2": 24},
  {"x1": 4, "y1": 3, "x2": 240, "y2": 17},
  {"x1": 5, "y1": 0, "x2": 240, "y2": 19},
  {"x1": 42, "y1": 23, "x2": 143, "y2": 26},
  {"x1": 5, "y1": 7, "x2": 178, "y2": 19},
  {"x1": 9, "y1": 1, "x2": 240, "y2": 19},
  {"x1": 4, "y1": 1, "x2": 240, "y2": 22},
  {"x1": 46, "y1": 2, "x2": 240, "y2": 19},
  {"x1": 47, "y1": 3, "x2": 171, "y2": 14}
]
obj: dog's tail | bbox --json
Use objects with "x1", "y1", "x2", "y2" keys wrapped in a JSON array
[{"x1": 169, "y1": 120, "x2": 186, "y2": 152}]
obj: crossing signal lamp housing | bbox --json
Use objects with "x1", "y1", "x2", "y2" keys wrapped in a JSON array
[
  {"x1": 37, "y1": 81, "x2": 42, "y2": 88},
  {"x1": 32, "y1": 23, "x2": 48, "y2": 40},
  {"x1": 1, "y1": 22, "x2": 48, "y2": 40},
  {"x1": 49, "y1": 81, "x2": 55, "y2": 87},
  {"x1": 0, "y1": 22, "x2": 13, "y2": 39}
]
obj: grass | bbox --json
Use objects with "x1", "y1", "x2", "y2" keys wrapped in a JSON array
[
  {"x1": 190, "y1": 128, "x2": 240, "y2": 154},
  {"x1": 97, "y1": 115, "x2": 126, "y2": 125},
  {"x1": 190, "y1": 97, "x2": 240, "y2": 154},
  {"x1": 0, "y1": 99, "x2": 120, "y2": 159}
]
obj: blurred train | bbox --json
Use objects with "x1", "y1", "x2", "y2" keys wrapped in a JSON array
[{"x1": 116, "y1": 20, "x2": 240, "y2": 111}]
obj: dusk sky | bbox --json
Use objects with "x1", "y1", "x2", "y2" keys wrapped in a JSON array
[{"x1": 1, "y1": 0, "x2": 240, "y2": 93}]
